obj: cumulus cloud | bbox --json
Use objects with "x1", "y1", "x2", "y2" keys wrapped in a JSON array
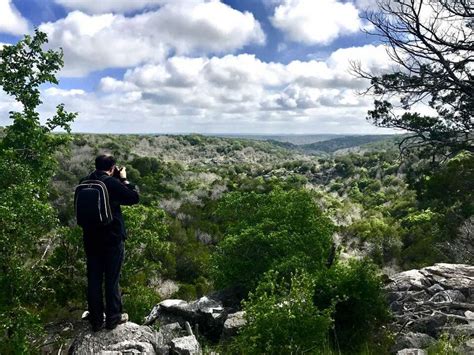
[
  {"x1": 0, "y1": 0, "x2": 29, "y2": 35},
  {"x1": 39, "y1": 1, "x2": 265, "y2": 77},
  {"x1": 54, "y1": 0, "x2": 162, "y2": 14},
  {"x1": 270, "y1": 0, "x2": 365, "y2": 45},
  {"x1": 65, "y1": 44, "x2": 393, "y2": 132}
]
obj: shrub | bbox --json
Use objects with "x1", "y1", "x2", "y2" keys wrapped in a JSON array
[
  {"x1": 313, "y1": 259, "x2": 390, "y2": 352},
  {"x1": 211, "y1": 188, "x2": 334, "y2": 294},
  {"x1": 236, "y1": 270, "x2": 332, "y2": 354}
]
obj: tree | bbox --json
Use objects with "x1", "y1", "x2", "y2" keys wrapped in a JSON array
[
  {"x1": 358, "y1": 0, "x2": 473, "y2": 159},
  {"x1": 0, "y1": 30, "x2": 76, "y2": 182},
  {"x1": 210, "y1": 188, "x2": 334, "y2": 294},
  {"x1": 0, "y1": 30, "x2": 76, "y2": 352},
  {"x1": 236, "y1": 270, "x2": 333, "y2": 354}
]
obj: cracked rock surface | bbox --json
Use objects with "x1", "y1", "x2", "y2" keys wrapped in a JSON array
[{"x1": 386, "y1": 263, "x2": 474, "y2": 353}]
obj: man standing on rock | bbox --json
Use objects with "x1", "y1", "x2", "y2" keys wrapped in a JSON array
[{"x1": 76, "y1": 155, "x2": 139, "y2": 331}]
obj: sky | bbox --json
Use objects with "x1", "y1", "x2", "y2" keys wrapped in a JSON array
[{"x1": 0, "y1": 0, "x2": 400, "y2": 134}]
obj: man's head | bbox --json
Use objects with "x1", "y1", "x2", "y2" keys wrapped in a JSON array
[{"x1": 95, "y1": 155, "x2": 116, "y2": 175}]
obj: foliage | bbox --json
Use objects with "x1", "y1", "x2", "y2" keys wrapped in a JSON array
[
  {"x1": 427, "y1": 332, "x2": 468, "y2": 355},
  {"x1": 313, "y1": 259, "x2": 391, "y2": 353},
  {"x1": 347, "y1": 217, "x2": 402, "y2": 265},
  {"x1": 44, "y1": 227, "x2": 86, "y2": 308},
  {"x1": 211, "y1": 188, "x2": 334, "y2": 293},
  {"x1": 0, "y1": 30, "x2": 76, "y2": 351},
  {"x1": 360, "y1": 0, "x2": 473, "y2": 157},
  {"x1": 121, "y1": 205, "x2": 172, "y2": 322},
  {"x1": 236, "y1": 270, "x2": 333, "y2": 354},
  {"x1": 0, "y1": 30, "x2": 76, "y2": 183}
]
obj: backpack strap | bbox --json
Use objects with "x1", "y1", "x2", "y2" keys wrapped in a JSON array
[{"x1": 97, "y1": 174, "x2": 112, "y2": 183}]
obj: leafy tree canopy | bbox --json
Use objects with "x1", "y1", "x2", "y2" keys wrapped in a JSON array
[{"x1": 358, "y1": 0, "x2": 473, "y2": 159}]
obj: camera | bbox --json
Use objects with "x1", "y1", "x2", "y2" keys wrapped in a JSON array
[{"x1": 113, "y1": 166, "x2": 123, "y2": 179}]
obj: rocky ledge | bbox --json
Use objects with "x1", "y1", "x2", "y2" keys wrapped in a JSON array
[
  {"x1": 65, "y1": 263, "x2": 473, "y2": 354},
  {"x1": 68, "y1": 296, "x2": 245, "y2": 354},
  {"x1": 69, "y1": 321, "x2": 201, "y2": 354},
  {"x1": 386, "y1": 263, "x2": 474, "y2": 354}
]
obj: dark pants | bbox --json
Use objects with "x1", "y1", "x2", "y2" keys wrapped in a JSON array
[{"x1": 84, "y1": 240, "x2": 124, "y2": 326}]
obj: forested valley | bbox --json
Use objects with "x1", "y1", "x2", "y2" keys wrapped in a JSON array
[
  {"x1": 0, "y1": 0, "x2": 473, "y2": 352},
  {"x1": 2, "y1": 124, "x2": 472, "y2": 353}
]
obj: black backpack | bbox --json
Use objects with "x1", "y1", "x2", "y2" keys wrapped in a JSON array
[{"x1": 74, "y1": 175, "x2": 113, "y2": 227}]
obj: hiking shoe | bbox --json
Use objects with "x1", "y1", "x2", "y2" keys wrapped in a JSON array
[
  {"x1": 91, "y1": 322, "x2": 104, "y2": 332},
  {"x1": 106, "y1": 313, "x2": 128, "y2": 330}
]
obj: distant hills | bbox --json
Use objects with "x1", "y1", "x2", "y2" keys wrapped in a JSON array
[{"x1": 263, "y1": 134, "x2": 399, "y2": 154}]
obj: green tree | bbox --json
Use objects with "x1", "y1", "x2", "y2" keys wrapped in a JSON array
[
  {"x1": 236, "y1": 270, "x2": 333, "y2": 354},
  {"x1": 0, "y1": 30, "x2": 76, "y2": 352},
  {"x1": 211, "y1": 188, "x2": 334, "y2": 294},
  {"x1": 313, "y1": 259, "x2": 391, "y2": 352},
  {"x1": 359, "y1": 0, "x2": 473, "y2": 158},
  {"x1": 121, "y1": 205, "x2": 172, "y2": 322}
]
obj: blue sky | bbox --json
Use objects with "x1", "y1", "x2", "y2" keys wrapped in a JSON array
[{"x1": 0, "y1": 0, "x2": 398, "y2": 134}]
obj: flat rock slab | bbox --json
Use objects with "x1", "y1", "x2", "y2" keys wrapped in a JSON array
[
  {"x1": 222, "y1": 311, "x2": 246, "y2": 339},
  {"x1": 145, "y1": 296, "x2": 226, "y2": 341},
  {"x1": 397, "y1": 349, "x2": 427, "y2": 355},
  {"x1": 387, "y1": 264, "x2": 474, "y2": 353},
  {"x1": 69, "y1": 322, "x2": 159, "y2": 354},
  {"x1": 170, "y1": 335, "x2": 201, "y2": 355}
]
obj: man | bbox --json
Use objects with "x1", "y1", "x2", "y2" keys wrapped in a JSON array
[{"x1": 80, "y1": 154, "x2": 139, "y2": 331}]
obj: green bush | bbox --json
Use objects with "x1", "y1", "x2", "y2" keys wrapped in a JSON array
[
  {"x1": 211, "y1": 188, "x2": 334, "y2": 293},
  {"x1": 313, "y1": 259, "x2": 390, "y2": 352},
  {"x1": 123, "y1": 285, "x2": 161, "y2": 324},
  {"x1": 121, "y1": 205, "x2": 172, "y2": 322},
  {"x1": 236, "y1": 270, "x2": 332, "y2": 354}
]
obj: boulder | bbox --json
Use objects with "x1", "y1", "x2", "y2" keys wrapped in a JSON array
[
  {"x1": 69, "y1": 322, "x2": 159, "y2": 354},
  {"x1": 397, "y1": 349, "x2": 427, "y2": 355},
  {"x1": 170, "y1": 335, "x2": 201, "y2": 355},
  {"x1": 387, "y1": 263, "x2": 474, "y2": 352},
  {"x1": 222, "y1": 311, "x2": 246, "y2": 339},
  {"x1": 392, "y1": 332, "x2": 435, "y2": 352},
  {"x1": 145, "y1": 296, "x2": 227, "y2": 341}
]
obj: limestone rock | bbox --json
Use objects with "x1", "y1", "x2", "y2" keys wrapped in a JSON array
[
  {"x1": 386, "y1": 263, "x2": 474, "y2": 339},
  {"x1": 397, "y1": 349, "x2": 427, "y2": 355},
  {"x1": 145, "y1": 296, "x2": 226, "y2": 341},
  {"x1": 170, "y1": 335, "x2": 201, "y2": 355},
  {"x1": 69, "y1": 322, "x2": 159, "y2": 354},
  {"x1": 392, "y1": 332, "x2": 435, "y2": 352},
  {"x1": 222, "y1": 311, "x2": 246, "y2": 339}
]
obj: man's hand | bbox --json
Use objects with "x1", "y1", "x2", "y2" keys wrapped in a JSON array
[{"x1": 119, "y1": 167, "x2": 127, "y2": 180}]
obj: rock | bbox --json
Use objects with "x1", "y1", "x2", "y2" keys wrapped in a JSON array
[
  {"x1": 426, "y1": 284, "x2": 444, "y2": 295},
  {"x1": 397, "y1": 349, "x2": 427, "y2": 355},
  {"x1": 69, "y1": 322, "x2": 159, "y2": 354},
  {"x1": 466, "y1": 310, "x2": 474, "y2": 325},
  {"x1": 170, "y1": 335, "x2": 201, "y2": 355},
  {"x1": 459, "y1": 338, "x2": 474, "y2": 355},
  {"x1": 145, "y1": 296, "x2": 227, "y2": 341},
  {"x1": 222, "y1": 311, "x2": 246, "y2": 339},
  {"x1": 386, "y1": 263, "x2": 474, "y2": 340},
  {"x1": 386, "y1": 263, "x2": 474, "y2": 353},
  {"x1": 429, "y1": 289, "x2": 466, "y2": 303},
  {"x1": 440, "y1": 324, "x2": 474, "y2": 337},
  {"x1": 392, "y1": 332, "x2": 435, "y2": 352}
]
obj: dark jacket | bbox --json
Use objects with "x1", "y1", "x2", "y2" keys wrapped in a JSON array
[{"x1": 80, "y1": 170, "x2": 139, "y2": 247}]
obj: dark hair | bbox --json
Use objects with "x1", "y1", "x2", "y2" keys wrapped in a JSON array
[{"x1": 95, "y1": 155, "x2": 116, "y2": 171}]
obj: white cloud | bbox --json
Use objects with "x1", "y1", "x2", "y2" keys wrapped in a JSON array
[
  {"x1": 74, "y1": 44, "x2": 394, "y2": 133},
  {"x1": 54, "y1": 0, "x2": 162, "y2": 14},
  {"x1": 39, "y1": 1, "x2": 265, "y2": 77},
  {"x1": 354, "y1": 0, "x2": 379, "y2": 11},
  {"x1": 0, "y1": 0, "x2": 29, "y2": 35},
  {"x1": 0, "y1": 89, "x2": 23, "y2": 126},
  {"x1": 270, "y1": 0, "x2": 364, "y2": 45},
  {"x1": 44, "y1": 87, "x2": 86, "y2": 97}
]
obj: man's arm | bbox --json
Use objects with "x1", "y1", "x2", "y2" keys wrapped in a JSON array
[{"x1": 108, "y1": 177, "x2": 139, "y2": 206}]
